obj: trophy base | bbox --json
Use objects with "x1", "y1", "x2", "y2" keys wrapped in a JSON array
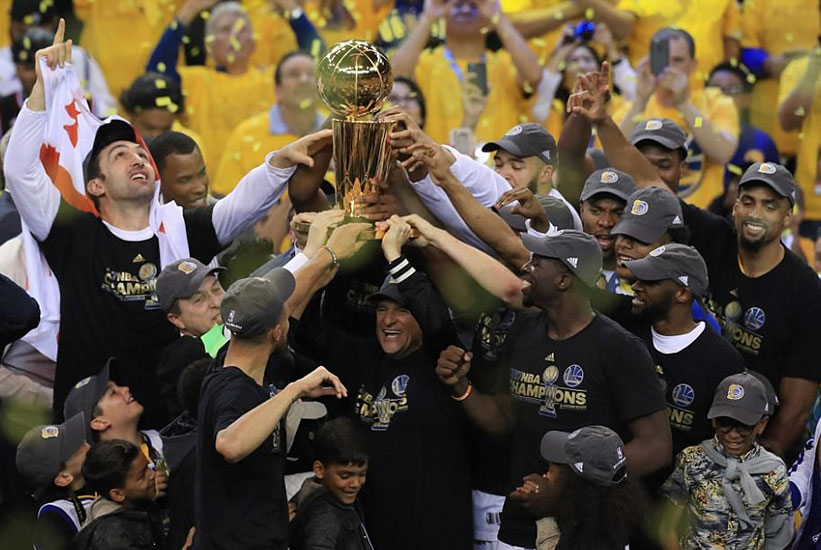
[{"x1": 293, "y1": 217, "x2": 383, "y2": 241}]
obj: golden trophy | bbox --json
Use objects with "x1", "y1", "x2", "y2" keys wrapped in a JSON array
[{"x1": 317, "y1": 40, "x2": 393, "y2": 238}]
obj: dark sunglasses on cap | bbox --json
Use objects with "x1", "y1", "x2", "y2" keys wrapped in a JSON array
[{"x1": 714, "y1": 417, "x2": 756, "y2": 436}]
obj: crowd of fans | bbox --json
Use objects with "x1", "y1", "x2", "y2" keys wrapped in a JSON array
[{"x1": 1, "y1": 0, "x2": 821, "y2": 549}]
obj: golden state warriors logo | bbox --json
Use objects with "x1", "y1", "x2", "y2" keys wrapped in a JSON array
[
  {"x1": 600, "y1": 171, "x2": 618, "y2": 184},
  {"x1": 744, "y1": 307, "x2": 765, "y2": 331},
  {"x1": 631, "y1": 200, "x2": 649, "y2": 216},
  {"x1": 645, "y1": 120, "x2": 663, "y2": 131},
  {"x1": 506, "y1": 125, "x2": 523, "y2": 136},
  {"x1": 727, "y1": 384, "x2": 745, "y2": 400},
  {"x1": 563, "y1": 365, "x2": 584, "y2": 388},
  {"x1": 650, "y1": 245, "x2": 666, "y2": 257},
  {"x1": 757, "y1": 163, "x2": 777, "y2": 175},
  {"x1": 177, "y1": 261, "x2": 197, "y2": 274},
  {"x1": 41, "y1": 426, "x2": 59, "y2": 439}
]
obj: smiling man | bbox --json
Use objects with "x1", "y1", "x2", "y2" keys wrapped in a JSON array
[{"x1": 6, "y1": 26, "x2": 331, "y2": 421}]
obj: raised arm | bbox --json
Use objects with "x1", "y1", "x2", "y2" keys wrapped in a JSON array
[
  {"x1": 574, "y1": 0, "x2": 636, "y2": 41},
  {"x1": 624, "y1": 410, "x2": 673, "y2": 477},
  {"x1": 403, "y1": 213, "x2": 527, "y2": 308},
  {"x1": 483, "y1": 0, "x2": 542, "y2": 88},
  {"x1": 507, "y1": 1, "x2": 582, "y2": 39},
  {"x1": 212, "y1": 129, "x2": 333, "y2": 245},
  {"x1": 215, "y1": 366, "x2": 346, "y2": 463},
  {"x1": 391, "y1": 0, "x2": 447, "y2": 78},
  {"x1": 778, "y1": 53, "x2": 821, "y2": 132},
  {"x1": 761, "y1": 377, "x2": 818, "y2": 460},
  {"x1": 4, "y1": 20, "x2": 71, "y2": 241}
]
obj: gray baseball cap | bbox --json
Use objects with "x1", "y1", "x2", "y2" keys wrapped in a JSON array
[
  {"x1": 630, "y1": 118, "x2": 688, "y2": 156},
  {"x1": 520, "y1": 230, "x2": 602, "y2": 287},
  {"x1": 220, "y1": 268, "x2": 295, "y2": 339},
  {"x1": 16, "y1": 412, "x2": 87, "y2": 497},
  {"x1": 495, "y1": 195, "x2": 576, "y2": 232},
  {"x1": 541, "y1": 425, "x2": 628, "y2": 487},
  {"x1": 63, "y1": 359, "x2": 116, "y2": 440},
  {"x1": 612, "y1": 186, "x2": 685, "y2": 244},
  {"x1": 580, "y1": 169, "x2": 636, "y2": 203},
  {"x1": 369, "y1": 277, "x2": 407, "y2": 307},
  {"x1": 482, "y1": 123, "x2": 557, "y2": 165},
  {"x1": 738, "y1": 162, "x2": 796, "y2": 207},
  {"x1": 624, "y1": 243, "x2": 709, "y2": 297},
  {"x1": 708, "y1": 372, "x2": 770, "y2": 425},
  {"x1": 156, "y1": 258, "x2": 226, "y2": 312}
]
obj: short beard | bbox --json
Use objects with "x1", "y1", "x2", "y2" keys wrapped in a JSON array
[{"x1": 738, "y1": 234, "x2": 766, "y2": 253}]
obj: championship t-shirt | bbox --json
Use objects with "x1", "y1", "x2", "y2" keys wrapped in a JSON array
[
  {"x1": 40, "y1": 201, "x2": 221, "y2": 425},
  {"x1": 640, "y1": 323, "x2": 746, "y2": 455},
  {"x1": 682, "y1": 201, "x2": 821, "y2": 392},
  {"x1": 194, "y1": 360, "x2": 288, "y2": 550},
  {"x1": 497, "y1": 312, "x2": 667, "y2": 547}
]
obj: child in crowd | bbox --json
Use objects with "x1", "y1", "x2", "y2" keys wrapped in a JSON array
[
  {"x1": 290, "y1": 417, "x2": 373, "y2": 550},
  {"x1": 73, "y1": 439, "x2": 164, "y2": 550},
  {"x1": 660, "y1": 373, "x2": 794, "y2": 550}
]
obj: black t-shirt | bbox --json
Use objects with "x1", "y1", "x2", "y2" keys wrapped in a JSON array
[
  {"x1": 155, "y1": 335, "x2": 209, "y2": 425},
  {"x1": 41, "y1": 201, "x2": 221, "y2": 425},
  {"x1": 640, "y1": 324, "x2": 746, "y2": 455},
  {"x1": 194, "y1": 359, "x2": 288, "y2": 550},
  {"x1": 498, "y1": 312, "x2": 667, "y2": 548},
  {"x1": 682, "y1": 201, "x2": 821, "y2": 391}
]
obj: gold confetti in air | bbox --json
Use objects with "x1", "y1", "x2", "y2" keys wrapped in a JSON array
[
  {"x1": 480, "y1": 27, "x2": 489, "y2": 34},
  {"x1": 519, "y1": 114, "x2": 528, "y2": 122},
  {"x1": 227, "y1": 54, "x2": 235, "y2": 64},
  {"x1": 311, "y1": 39, "x2": 322, "y2": 58},
  {"x1": 140, "y1": 42, "x2": 151, "y2": 50},
  {"x1": 18, "y1": 51, "x2": 27, "y2": 61},
  {"x1": 232, "y1": 152, "x2": 241, "y2": 161},
  {"x1": 491, "y1": 13, "x2": 500, "y2": 24},
  {"x1": 532, "y1": 38, "x2": 546, "y2": 47},
  {"x1": 351, "y1": 11, "x2": 362, "y2": 21},
  {"x1": 205, "y1": 34, "x2": 216, "y2": 44},
  {"x1": 242, "y1": 135, "x2": 254, "y2": 142},
  {"x1": 523, "y1": 81, "x2": 534, "y2": 93},
  {"x1": 786, "y1": 33, "x2": 794, "y2": 42},
  {"x1": 23, "y1": 37, "x2": 31, "y2": 50},
  {"x1": 299, "y1": 98, "x2": 313, "y2": 109},
  {"x1": 591, "y1": 127, "x2": 598, "y2": 136},
  {"x1": 155, "y1": 96, "x2": 171, "y2": 107},
  {"x1": 632, "y1": 114, "x2": 644, "y2": 123},
  {"x1": 554, "y1": 10, "x2": 563, "y2": 19},
  {"x1": 798, "y1": 132, "x2": 805, "y2": 140},
  {"x1": 795, "y1": 106, "x2": 806, "y2": 117},
  {"x1": 694, "y1": 116, "x2": 703, "y2": 128},
  {"x1": 585, "y1": 8, "x2": 594, "y2": 19},
  {"x1": 154, "y1": 79, "x2": 166, "y2": 90},
  {"x1": 171, "y1": 20, "x2": 178, "y2": 30},
  {"x1": 182, "y1": 36, "x2": 191, "y2": 44},
  {"x1": 157, "y1": 62, "x2": 167, "y2": 73},
  {"x1": 201, "y1": 11, "x2": 210, "y2": 19},
  {"x1": 230, "y1": 36, "x2": 241, "y2": 51},
  {"x1": 24, "y1": 15, "x2": 34, "y2": 24},
  {"x1": 558, "y1": 61, "x2": 566, "y2": 71},
  {"x1": 729, "y1": 57, "x2": 738, "y2": 67},
  {"x1": 390, "y1": 15, "x2": 406, "y2": 40},
  {"x1": 728, "y1": 164, "x2": 743, "y2": 175},
  {"x1": 746, "y1": 74, "x2": 756, "y2": 84},
  {"x1": 168, "y1": 102, "x2": 179, "y2": 113},
  {"x1": 253, "y1": 142, "x2": 261, "y2": 152},
  {"x1": 191, "y1": 47, "x2": 201, "y2": 57},
  {"x1": 233, "y1": 17, "x2": 246, "y2": 33}
]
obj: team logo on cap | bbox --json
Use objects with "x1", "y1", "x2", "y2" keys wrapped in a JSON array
[
  {"x1": 600, "y1": 171, "x2": 618, "y2": 184},
  {"x1": 671, "y1": 384, "x2": 695, "y2": 407},
  {"x1": 757, "y1": 163, "x2": 777, "y2": 175},
  {"x1": 563, "y1": 365, "x2": 584, "y2": 388},
  {"x1": 630, "y1": 200, "x2": 649, "y2": 216},
  {"x1": 543, "y1": 366, "x2": 560, "y2": 384},
  {"x1": 678, "y1": 275, "x2": 689, "y2": 286},
  {"x1": 727, "y1": 384, "x2": 745, "y2": 400},
  {"x1": 645, "y1": 120, "x2": 663, "y2": 131},
  {"x1": 566, "y1": 257, "x2": 579, "y2": 268},
  {"x1": 744, "y1": 307, "x2": 766, "y2": 331},
  {"x1": 177, "y1": 261, "x2": 198, "y2": 275},
  {"x1": 506, "y1": 125, "x2": 523, "y2": 136},
  {"x1": 650, "y1": 246, "x2": 666, "y2": 257},
  {"x1": 41, "y1": 426, "x2": 59, "y2": 439},
  {"x1": 391, "y1": 374, "x2": 409, "y2": 397},
  {"x1": 74, "y1": 376, "x2": 92, "y2": 389}
]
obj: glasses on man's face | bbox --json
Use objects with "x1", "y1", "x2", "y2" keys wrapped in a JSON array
[
  {"x1": 719, "y1": 84, "x2": 746, "y2": 96},
  {"x1": 714, "y1": 417, "x2": 755, "y2": 436}
]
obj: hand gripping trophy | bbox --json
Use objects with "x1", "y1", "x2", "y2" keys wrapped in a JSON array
[{"x1": 316, "y1": 40, "x2": 393, "y2": 237}]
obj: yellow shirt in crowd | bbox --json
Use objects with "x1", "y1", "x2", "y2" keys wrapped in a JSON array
[
  {"x1": 179, "y1": 65, "x2": 275, "y2": 166},
  {"x1": 779, "y1": 57, "x2": 821, "y2": 220},
  {"x1": 614, "y1": 87, "x2": 739, "y2": 208},
  {"x1": 414, "y1": 46, "x2": 530, "y2": 145},
  {"x1": 213, "y1": 106, "x2": 324, "y2": 195},
  {"x1": 304, "y1": 0, "x2": 393, "y2": 47},
  {"x1": 75, "y1": 0, "x2": 182, "y2": 102},
  {"x1": 243, "y1": 0, "x2": 301, "y2": 70},
  {"x1": 616, "y1": 0, "x2": 740, "y2": 81},
  {"x1": 741, "y1": 0, "x2": 819, "y2": 157}
]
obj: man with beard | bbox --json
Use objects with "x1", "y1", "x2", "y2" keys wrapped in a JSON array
[
  {"x1": 625, "y1": 243, "x2": 745, "y2": 458},
  {"x1": 566, "y1": 68, "x2": 821, "y2": 459}
]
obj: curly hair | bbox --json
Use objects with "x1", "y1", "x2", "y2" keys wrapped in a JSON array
[{"x1": 554, "y1": 469, "x2": 649, "y2": 550}]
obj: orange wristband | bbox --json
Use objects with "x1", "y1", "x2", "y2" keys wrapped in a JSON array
[{"x1": 452, "y1": 382, "x2": 473, "y2": 402}]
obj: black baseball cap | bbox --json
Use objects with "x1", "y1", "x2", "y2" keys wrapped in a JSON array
[
  {"x1": 16, "y1": 412, "x2": 87, "y2": 498},
  {"x1": 156, "y1": 258, "x2": 225, "y2": 313},
  {"x1": 580, "y1": 169, "x2": 636, "y2": 203},
  {"x1": 482, "y1": 123, "x2": 557, "y2": 165},
  {"x1": 541, "y1": 425, "x2": 628, "y2": 487},
  {"x1": 630, "y1": 118, "x2": 688, "y2": 157},
  {"x1": 220, "y1": 268, "x2": 295, "y2": 339},
  {"x1": 708, "y1": 372, "x2": 770, "y2": 425},
  {"x1": 495, "y1": 195, "x2": 576, "y2": 232},
  {"x1": 738, "y1": 162, "x2": 796, "y2": 206},
  {"x1": 520, "y1": 230, "x2": 602, "y2": 287},
  {"x1": 11, "y1": 0, "x2": 57, "y2": 24},
  {"x1": 11, "y1": 27, "x2": 52, "y2": 66},
  {"x1": 83, "y1": 119, "x2": 139, "y2": 182},
  {"x1": 63, "y1": 359, "x2": 116, "y2": 440},
  {"x1": 624, "y1": 243, "x2": 709, "y2": 297},
  {"x1": 612, "y1": 186, "x2": 685, "y2": 244},
  {"x1": 369, "y1": 277, "x2": 407, "y2": 307}
]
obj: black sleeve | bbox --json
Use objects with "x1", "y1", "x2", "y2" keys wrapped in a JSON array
[
  {"x1": 183, "y1": 204, "x2": 222, "y2": 263},
  {"x1": 390, "y1": 255, "x2": 458, "y2": 346},
  {"x1": 679, "y1": 199, "x2": 735, "y2": 269},
  {"x1": 40, "y1": 200, "x2": 96, "y2": 274},
  {"x1": 0, "y1": 273, "x2": 40, "y2": 349},
  {"x1": 783, "y1": 274, "x2": 821, "y2": 381},
  {"x1": 212, "y1": 381, "x2": 264, "y2": 434},
  {"x1": 33, "y1": 509, "x2": 76, "y2": 550},
  {"x1": 155, "y1": 337, "x2": 209, "y2": 420},
  {"x1": 608, "y1": 328, "x2": 668, "y2": 422}
]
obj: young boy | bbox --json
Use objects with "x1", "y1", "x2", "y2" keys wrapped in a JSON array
[
  {"x1": 73, "y1": 439, "x2": 164, "y2": 550},
  {"x1": 290, "y1": 417, "x2": 373, "y2": 550},
  {"x1": 16, "y1": 412, "x2": 95, "y2": 550},
  {"x1": 660, "y1": 372, "x2": 794, "y2": 550}
]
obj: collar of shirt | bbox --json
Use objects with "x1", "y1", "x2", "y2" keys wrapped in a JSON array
[
  {"x1": 711, "y1": 436, "x2": 761, "y2": 462},
  {"x1": 268, "y1": 104, "x2": 325, "y2": 136}
]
